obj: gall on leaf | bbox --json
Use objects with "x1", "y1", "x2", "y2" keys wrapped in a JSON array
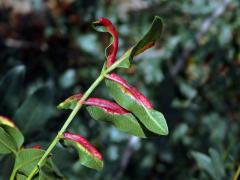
[
  {"x1": 106, "y1": 73, "x2": 153, "y2": 109},
  {"x1": 92, "y1": 17, "x2": 118, "y2": 68},
  {"x1": 58, "y1": 95, "x2": 153, "y2": 138},
  {"x1": 63, "y1": 132, "x2": 103, "y2": 171},
  {"x1": 105, "y1": 74, "x2": 168, "y2": 135},
  {"x1": 84, "y1": 97, "x2": 128, "y2": 114},
  {"x1": 57, "y1": 94, "x2": 128, "y2": 114}
]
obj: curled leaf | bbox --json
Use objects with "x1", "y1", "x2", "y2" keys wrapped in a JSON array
[
  {"x1": 63, "y1": 132, "x2": 103, "y2": 171},
  {"x1": 58, "y1": 94, "x2": 128, "y2": 114},
  {"x1": 84, "y1": 97, "x2": 128, "y2": 114},
  {"x1": 105, "y1": 74, "x2": 168, "y2": 135},
  {"x1": 58, "y1": 95, "x2": 152, "y2": 137},
  {"x1": 106, "y1": 73, "x2": 153, "y2": 108},
  {"x1": 93, "y1": 17, "x2": 118, "y2": 67}
]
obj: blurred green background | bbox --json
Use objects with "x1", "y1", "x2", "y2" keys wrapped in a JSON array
[{"x1": 0, "y1": 0, "x2": 239, "y2": 179}]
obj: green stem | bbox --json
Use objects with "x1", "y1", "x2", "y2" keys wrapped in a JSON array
[
  {"x1": 27, "y1": 73, "x2": 105, "y2": 180},
  {"x1": 26, "y1": 55, "x2": 126, "y2": 179},
  {"x1": 233, "y1": 165, "x2": 240, "y2": 180},
  {"x1": 10, "y1": 169, "x2": 17, "y2": 180}
]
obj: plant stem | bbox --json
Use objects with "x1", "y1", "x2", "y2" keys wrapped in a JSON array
[
  {"x1": 10, "y1": 169, "x2": 17, "y2": 180},
  {"x1": 233, "y1": 165, "x2": 240, "y2": 180},
  {"x1": 26, "y1": 55, "x2": 126, "y2": 179},
  {"x1": 27, "y1": 73, "x2": 105, "y2": 180}
]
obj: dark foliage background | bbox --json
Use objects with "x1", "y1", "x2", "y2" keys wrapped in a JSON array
[{"x1": 0, "y1": 0, "x2": 239, "y2": 179}]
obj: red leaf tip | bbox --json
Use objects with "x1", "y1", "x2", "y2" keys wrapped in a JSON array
[
  {"x1": 64, "y1": 132, "x2": 102, "y2": 160},
  {"x1": 97, "y1": 17, "x2": 118, "y2": 68},
  {"x1": 106, "y1": 73, "x2": 153, "y2": 109}
]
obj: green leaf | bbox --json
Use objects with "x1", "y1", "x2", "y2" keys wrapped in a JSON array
[
  {"x1": 62, "y1": 132, "x2": 103, "y2": 171},
  {"x1": 105, "y1": 79, "x2": 168, "y2": 135},
  {"x1": 12, "y1": 148, "x2": 64, "y2": 179},
  {"x1": 86, "y1": 106, "x2": 155, "y2": 138},
  {"x1": 1, "y1": 125, "x2": 24, "y2": 150},
  {"x1": 38, "y1": 158, "x2": 65, "y2": 180},
  {"x1": 15, "y1": 173, "x2": 27, "y2": 180},
  {"x1": 13, "y1": 86, "x2": 54, "y2": 134},
  {"x1": 13, "y1": 149, "x2": 46, "y2": 177},
  {"x1": 0, "y1": 115, "x2": 24, "y2": 150},
  {"x1": 58, "y1": 94, "x2": 155, "y2": 137},
  {"x1": 209, "y1": 148, "x2": 226, "y2": 179},
  {"x1": 0, "y1": 65, "x2": 25, "y2": 112},
  {"x1": 0, "y1": 127, "x2": 18, "y2": 154},
  {"x1": 116, "y1": 16, "x2": 163, "y2": 68}
]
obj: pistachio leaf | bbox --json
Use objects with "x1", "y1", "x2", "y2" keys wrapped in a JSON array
[
  {"x1": 0, "y1": 127, "x2": 18, "y2": 154},
  {"x1": 62, "y1": 132, "x2": 103, "y2": 171},
  {"x1": 58, "y1": 95, "x2": 154, "y2": 137},
  {"x1": 13, "y1": 148, "x2": 46, "y2": 177},
  {"x1": 12, "y1": 148, "x2": 64, "y2": 179},
  {"x1": 85, "y1": 100, "x2": 155, "y2": 138},
  {"x1": 105, "y1": 74, "x2": 168, "y2": 135},
  {"x1": 117, "y1": 16, "x2": 164, "y2": 68},
  {"x1": 0, "y1": 116, "x2": 24, "y2": 152},
  {"x1": 92, "y1": 17, "x2": 118, "y2": 68}
]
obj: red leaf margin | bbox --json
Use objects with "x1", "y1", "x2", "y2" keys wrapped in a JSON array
[
  {"x1": 106, "y1": 73, "x2": 153, "y2": 109},
  {"x1": 95, "y1": 17, "x2": 118, "y2": 68},
  {"x1": 62, "y1": 94, "x2": 129, "y2": 114},
  {"x1": 63, "y1": 132, "x2": 102, "y2": 160}
]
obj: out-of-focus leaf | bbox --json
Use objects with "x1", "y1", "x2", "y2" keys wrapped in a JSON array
[
  {"x1": 209, "y1": 148, "x2": 226, "y2": 178},
  {"x1": 62, "y1": 132, "x2": 103, "y2": 171},
  {"x1": 191, "y1": 149, "x2": 226, "y2": 180},
  {"x1": 13, "y1": 86, "x2": 54, "y2": 134},
  {"x1": 105, "y1": 74, "x2": 168, "y2": 135},
  {"x1": 59, "y1": 69, "x2": 76, "y2": 89},
  {"x1": 0, "y1": 65, "x2": 25, "y2": 112},
  {"x1": 191, "y1": 151, "x2": 214, "y2": 178}
]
